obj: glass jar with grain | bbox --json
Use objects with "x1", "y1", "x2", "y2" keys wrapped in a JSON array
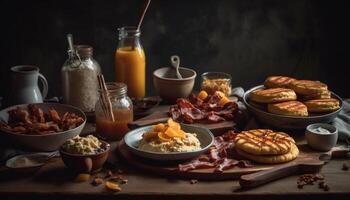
[
  {"x1": 61, "y1": 45, "x2": 101, "y2": 113},
  {"x1": 201, "y1": 72, "x2": 232, "y2": 96},
  {"x1": 95, "y1": 82, "x2": 133, "y2": 141}
]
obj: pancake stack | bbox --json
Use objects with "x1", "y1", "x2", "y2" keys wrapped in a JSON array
[
  {"x1": 234, "y1": 129, "x2": 299, "y2": 164},
  {"x1": 249, "y1": 76, "x2": 340, "y2": 117}
]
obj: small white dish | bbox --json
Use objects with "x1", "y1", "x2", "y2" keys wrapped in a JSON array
[
  {"x1": 305, "y1": 123, "x2": 338, "y2": 151},
  {"x1": 124, "y1": 124, "x2": 214, "y2": 161}
]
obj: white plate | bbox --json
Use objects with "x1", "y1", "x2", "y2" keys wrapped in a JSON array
[{"x1": 124, "y1": 124, "x2": 214, "y2": 161}]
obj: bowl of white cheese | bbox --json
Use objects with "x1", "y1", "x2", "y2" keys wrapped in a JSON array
[{"x1": 305, "y1": 123, "x2": 338, "y2": 151}]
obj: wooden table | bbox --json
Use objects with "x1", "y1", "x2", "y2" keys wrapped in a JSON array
[{"x1": 0, "y1": 124, "x2": 349, "y2": 200}]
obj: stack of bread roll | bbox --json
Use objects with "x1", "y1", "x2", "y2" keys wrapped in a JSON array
[{"x1": 249, "y1": 76, "x2": 340, "y2": 117}]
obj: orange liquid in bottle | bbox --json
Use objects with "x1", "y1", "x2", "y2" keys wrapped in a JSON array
[
  {"x1": 115, "y1": 47, "x2": 145, "y2": 98},
  {"x1": 96, "y1": 109, "x2": 133, "y2": 141}
]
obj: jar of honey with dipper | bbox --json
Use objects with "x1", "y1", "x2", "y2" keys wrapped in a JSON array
[{"x1": 95, "y1": 76, "x2": 133, "y2": 141}]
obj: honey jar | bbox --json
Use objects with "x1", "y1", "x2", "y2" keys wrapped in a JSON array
[{"x1": 95, "y1": 83, "x2": 133, "y2": 141}]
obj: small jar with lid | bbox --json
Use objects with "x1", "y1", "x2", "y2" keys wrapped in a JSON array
[
  {"x1": 61, "y1": 45, "x2": 101, "y2": 113},
  {"x1": 95, "y1": 82, "x2": 133, "y2": 141},
  {"x1": 201, "y1": 72, "x2": 232, "y2": 96}
]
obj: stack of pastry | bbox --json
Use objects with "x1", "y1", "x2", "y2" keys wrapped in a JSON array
[
  {"x1": 234, "y1": 129, "x2": 299, "y2": 164},
  {"x1": 249, "y1": 76, "x2": 340, "y2": 117}
]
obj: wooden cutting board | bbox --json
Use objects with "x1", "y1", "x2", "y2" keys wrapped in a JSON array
[
  {"x1": 128, "y1": 105, "x2": 236, "y2": 135},
  {"x1": 117, "y1": 141, "x2": 326, "y2": 181}
]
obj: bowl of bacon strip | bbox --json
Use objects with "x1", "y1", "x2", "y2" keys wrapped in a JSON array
[{"x1": 0, "y1": 103, "x2": 86, "y2": 151}]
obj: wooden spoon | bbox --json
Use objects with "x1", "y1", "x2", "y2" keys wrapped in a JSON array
[
  {"x1": 171, "y1": 55, "x2": 183, "y2": 79},
  {"x1": 239, "y1": 154, "x2": 324, "y2": 189}
]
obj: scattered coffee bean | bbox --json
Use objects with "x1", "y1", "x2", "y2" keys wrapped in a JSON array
[
  {"x1": 91, "y1": 177, "x2": 103, "y2": 186},
  {"x1": 105, "y1": 170, "x2": 113, "y2": 178},
  {"x1": 121, "y1": 179, "x2": 128, "y2": 184},
  {"x1": 190, "y1": 179, "x2": 198, "y2": 184},
  {"x1": 315, "y1": 174, "x2": 324, "y2": 180},
  {"x1": 318, "y1": 181, "x2": 325, "y2": 189},
  {"x1": 109, "y1": 175, "x2": 123, "y2": 181},
  {"x1": 342, "y1": 163, "x2": 349, "y2": 171},
  {"x1": 324, "y1": 184, "x2": 330, "y2": 191},
  {"x1": 297, "y1": 173, "x2": 329, "y2": 191}
]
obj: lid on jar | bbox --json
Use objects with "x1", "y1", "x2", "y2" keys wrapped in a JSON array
[
  {"x1": 118, "y1": 26, "x2": 141, "y2": 39},
  {"x1": 74, "y1": 45, "x2": 93, "y2": 58},
  {"x1": 101, "y1": 82, "x2": 128, "y2": 97}
]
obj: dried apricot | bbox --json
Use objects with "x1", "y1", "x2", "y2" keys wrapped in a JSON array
[
  {"x1": 158, "y1": 132, "x2": 171, "y2": 141},
  {"x1": 74, "y1": 173, "x2": 90, "y2": 182},
  {"x1": 219, "y1": 96, "x2": 231, "y2": 106},
  {"x1": 153, "y1": 123, "x2": 166, "y2": 132},
  {"x1": 143, "y1": 131, "x2": 158, "y2": 141},
  {"x1": 167, "y1": 118, "x2": 181, "y2": 130},
  {"x1": 105, "y1": 181, "x2": 122, "y2": 192},
  {"x1": 165, "y1": 127, "x2": 185, "y2": 139},
  {"x1": 198, "y1": 90, "x2": 208, "y2": 100}
]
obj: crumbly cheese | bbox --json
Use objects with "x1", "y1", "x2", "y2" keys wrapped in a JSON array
[
  {"x1": 62, "y1": 135, "x2": 103, "y2": 155},
  {"x1": 138, "y1": 133, "x2": 201, "y2": 153}
]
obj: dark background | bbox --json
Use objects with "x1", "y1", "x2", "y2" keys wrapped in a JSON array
[{"x1": 0, "y1": 0, "x2": 349, "y2": 101}]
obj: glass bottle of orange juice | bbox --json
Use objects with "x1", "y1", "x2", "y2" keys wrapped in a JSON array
[{"x1": 115, "y1": 27, "x2": 145, "y2": 98}]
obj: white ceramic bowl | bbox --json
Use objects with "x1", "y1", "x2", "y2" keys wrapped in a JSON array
[
  {"x1": 305, "y1": 123, "x2": 338, "y2": 151},
  {"x1": 124, "y1": 124, "x2": 214, "y2": 161},
  {"x1": 0, "y1": 103, "x2": 86, "y2": 152},
  {"x1": 153, "y1": 67, "x2": 196, "y2": 103}
]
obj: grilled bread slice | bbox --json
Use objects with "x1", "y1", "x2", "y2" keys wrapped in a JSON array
[
  {"x1": 304, "y1": 98, "x2": 340, "y2": 113},
  {"x1": 250, "y1": 88, "x2": 297, "y2": 103},
  {"x1": 264, "y1": 76, "x2": 296, "y2": 88},
  {"x1": 298, "y1": 90, "x2": 331, "y2": 101},
  {"x1": 236, "y1": 143, "x2": 299, "y2": 164},
  {"x1": 234, "y1": 129, "x2": 295, "y2": 155},
  {"x1": 289, "y1": 80, "x2": 328, "y2": 95},
  {"x1": 268, "y1": 101, "x2": 308, "y2": 117}
]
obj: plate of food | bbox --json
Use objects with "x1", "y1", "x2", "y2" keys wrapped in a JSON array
[
  {"x1": 124, "y1": 118, "x2": 214, "y2": 161},
  {"x1": 243, "y1": 76, "x2": 343, "y2": 129},
  {"x1": 0, "y1": 103, "x2": 86, "y2": 151}
]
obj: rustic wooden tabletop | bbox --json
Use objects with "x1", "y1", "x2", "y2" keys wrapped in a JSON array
[{"x1": 0, "y1": 122, "x2": 349, "y2": 200}]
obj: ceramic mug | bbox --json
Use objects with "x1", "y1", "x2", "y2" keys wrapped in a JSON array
[{"x1": 8, "y1": 65, "x2": 48, "y2": 105}]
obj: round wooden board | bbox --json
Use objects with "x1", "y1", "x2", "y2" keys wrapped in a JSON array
[{"x1": 117, "y1": 140, "x2": 277, "y2": 180}]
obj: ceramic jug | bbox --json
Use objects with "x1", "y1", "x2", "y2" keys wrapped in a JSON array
[{"x1": 8, "y1": 65, "x2": 48, "y2": 105}]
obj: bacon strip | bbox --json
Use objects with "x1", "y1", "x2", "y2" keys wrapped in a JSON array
[
  {"x1": 0, "y1": 104, "x2": 84, "y2": 135},
  {"x1": 178, "y1": 130, "x2": 253, "y2": 173},
  {"x1": 169, "y1": 93, "x2": 238, "y2": 124}
]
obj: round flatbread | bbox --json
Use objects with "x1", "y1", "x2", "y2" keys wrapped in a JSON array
[
  {"x1": 288, "y1": 80, "x2": 328, "y2": 95},
  {"x1": 304, "y1": 98, "x2": 340, "y2": 113},
  {"x1": 234, "y1": 129, "x2": 295, "y2": 155},
  {"x1": 268, "y1": 101, "x2": 308, "y2": 117},
  {"x1": 298, "y1": 90, "x2": 331, "y2": 101},
  {"x1": 249, "y1": 88, "x2": 297, "y2": 103},
  {"x1": 264, "y1": 76, "x2": 296, "y2": 88},
  {"x1": 236, "y1": 143, "x2": 299, "y2": 164}
]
